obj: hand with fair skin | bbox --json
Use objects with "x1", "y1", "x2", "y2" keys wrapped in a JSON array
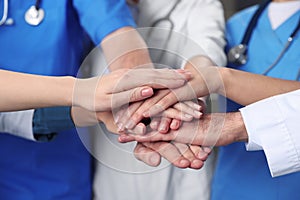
[
  {"x1": 99, "y1": 27, "x2": 210, "y2": 169},
  {"x1": 119, "y1": 112, "x2": 248, "y2": 147},
  {"x1": 0, "y1": 68, "x2": 190, "y2": 112},
  {"x1": 72, "y1": 109, "x2": 210, "y2": 169},
  {"x1": 73, "y1": 68, "x2": 192, "y2": 112},
  {"x1": 140, "y1": 57, "x2": 300, "y2": 116}
]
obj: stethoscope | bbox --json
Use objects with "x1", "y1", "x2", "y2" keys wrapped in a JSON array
[
  {"x1": 227, "y1": 0, "x2": 300, "y2": 80},
  {"x1": 0, "y1": 0, "x2": 44, "y2": 26},
  {"x1": 146, "y1": 0, "x2": 181, "y2": 63}
]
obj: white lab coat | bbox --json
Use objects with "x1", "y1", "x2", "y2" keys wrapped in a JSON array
[
  {"x1": 240, "y1": 89, "x2": 300, "y2": 177},
  {"x1": 92, "y1": 0, "x2": 225, "y2": 200}
]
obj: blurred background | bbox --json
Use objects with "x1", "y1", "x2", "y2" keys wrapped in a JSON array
[{"x1": 221, "y1": 0, "x2": 261, "y2": 19}]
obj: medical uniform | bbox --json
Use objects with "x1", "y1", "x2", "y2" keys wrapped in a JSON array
[
  {"x1": 212, "y1": 5, "x2": 300, "y2": 200},
  {"x1": 93, "y1": 1, "x2": 226, "y2": 200},
  {"x1": 0, "y1": 0, "x2": 134, "y2": 199},
  {"x1": 240, "y1": 89, "x2": 300, "y2": 177}
]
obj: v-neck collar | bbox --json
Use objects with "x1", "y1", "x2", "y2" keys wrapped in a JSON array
[{"x1": 259, "y1": 7, "x2": 300, "y2": 46}]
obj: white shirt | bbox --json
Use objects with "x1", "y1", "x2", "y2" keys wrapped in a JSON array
[
  {"x1": 268, "y1": 1, "x2": 300, "y2": 30},
  {"x1": 240, "y1": 89, "x2": 300, "y2": 177}
]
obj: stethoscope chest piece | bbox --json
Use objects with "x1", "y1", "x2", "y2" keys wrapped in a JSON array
[
  {"x1": 227, "y1": 44, "x2": 248, "y2": 66},
  {"x1": 25, "y1": 5, "x2": 44, "y2": 26}
]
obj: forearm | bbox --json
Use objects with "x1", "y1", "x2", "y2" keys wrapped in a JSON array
[
  {"x1": 101, "y1": 27, "x2": 153, "y2": 71},
  {"x1": 0, "y1": 70, "x2": 74, "y2": 111},
  {"x1": 219, "y1": 68, "x2": 300, "y2": 106}
]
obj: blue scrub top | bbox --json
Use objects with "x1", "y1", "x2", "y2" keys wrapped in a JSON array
[
  {"x1": 212, "y1": 6, "x2": 300, "y2": 200},
  {"x1": 0, "y1": 0, "x2": 134, "y2": 199}
]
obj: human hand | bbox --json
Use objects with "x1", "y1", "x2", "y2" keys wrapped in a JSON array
[
  {"x1": 149, "y1": 99, "x2": 206, "y2": 133},
  {"x1": 141, "y1": 56, "x2": 222, "y2": 118},
  {"x1": 72, "y1": 68, "x2": 191, "y2": 112},
  {"x1": 119, "y1": 112, "x2": 248, "y2": 147},
  {"x1": 133, "y1": 142, "x2": 211, "y2": 169},
  {"x1": 71, "y1": 107, "x2": 210, "y2": 170}
]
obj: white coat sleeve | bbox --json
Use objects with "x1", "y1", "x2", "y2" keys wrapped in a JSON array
[
  {"x1": 0, "y1": 110, "x2": 35, "y2": 140},
  {"x1": 183, "y1": 0, "x2": 226, "y2": 66},
  {"x1": 240, "y1": 89, "x2": 300, "y2": 177}
]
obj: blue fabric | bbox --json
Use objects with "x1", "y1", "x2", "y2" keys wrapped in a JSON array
[
  {"x1": 0, "y1": 0, "x2": 134, "y2": 199},
  {"x1": 212, "y1": 6, "x2": 300, "y2": 200},
  {"x1": 33, "y1": 107, "x2": 75, "y2": 138}
]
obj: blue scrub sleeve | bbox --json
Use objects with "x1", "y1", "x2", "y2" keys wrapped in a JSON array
[
  {"x1": 33, "y1": 107, "x2": 75, "y2": 141},
  {"x1": 73, "y1": 0, "x2": 136, "y2": 45}
]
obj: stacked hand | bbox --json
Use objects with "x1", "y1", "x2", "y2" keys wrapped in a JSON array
[
  {"x1": 73, "y1": 55, "x2": 247, "y2": 169},
  {"x1": 98, "y1": 56, "x2": 222, "y2": 169}
]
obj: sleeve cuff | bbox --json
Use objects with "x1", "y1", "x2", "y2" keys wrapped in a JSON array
[
  {"x1": 240, "y1": 95, "x2": 300, "y2": 177},
  {"x1": 33, "y1": 107, "x2": 75, "y2": 135},
  {"x1": 0, "y1": 110, "x2": 35, "y2": 141}
]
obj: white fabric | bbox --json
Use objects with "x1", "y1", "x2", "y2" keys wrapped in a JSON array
[
  {"x1": 92, "y1": 1, "x2": 225, "y2": 200},
  {"x1": 240, "y1": 89, "x2": 300, "y2": 177},
  {"x1": 0, "y1": 110, "x2": 35, "y2": 140},
  {"x1": 135, "y1": 0, "x2": 226, "y2": 66},
  {"x1": 268, "y1": 1, "x2": 300, "y2": 30}
]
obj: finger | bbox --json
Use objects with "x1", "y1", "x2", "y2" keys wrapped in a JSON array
[
  {"x1": 170, "y1": 119, "x2": 181, "y2": 130},
  {"x1": 134, "y1": 143, "x2": 161, "y2": 167},
  {"x1": 116, "y1": 101, "x2": 143, "y2": 131},
  {"x1": 173, "y1": 102, "x2": 202, "y2": 119},
  {"x1": 143, "y1": 92, "x2": 178, "y2": 118},
  {"x1": 129, "y1": 89, "x2": 171, "y2": 127},
  {"x1": 125, "y1": 123, "x2": 147, "y2": 135},
  {"x1": 144, "y1": 84, "x2": 199, "y2": 118},
  {"x1": 118, "y1": 133, "x2": 135, "y2": 143},
  {"x1": 162, "y1": 108, "x2": 193, "y2": 121},
  {"x1": 111, "y1": 86, "x2": 154, "y2": 109},
  {"x1": 172, "y1": 142, "x2": 204, "y2": 169},
  {"x1": 143, "y1": 142, "x2": 190, "y2": 168},
  {"x1": 119, "y1": 130, "x2": 176, "y2": 143},
  {"x1": 121, "y1": 121, "x2": 199, "y2": 144},
  {"x1": 184, "y1": 100, "x2": 202, "y2": 111},
  {"x1": 115, "y1": 68, "x2": 192, "y2": 93},
  {"x1": 114, "y1": 105, "x2": 127, "y2": 124},
  {"x1": 150, "y1": 117, "x2": 160, "y2": 130},
  {"x1": 158, "y1": 117, "x2": 171, "y2": 133},
  {"x1": 189, "y1": 145, "x2": 209, "y2": 161}
]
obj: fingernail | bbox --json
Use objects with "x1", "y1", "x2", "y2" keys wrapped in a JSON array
[
  {"x1": 191, "y1": 160, "x2": 203, "y2": 169},
  {"x1": 149, "y1": 154, "x2": 160, "y2": 166},
  {"x1": 179, "y1": 159, "x2": 189, "y2": 167},
  {"x1": 194, "y1": 111, "x2": 202, "y2": 118},
  {"x1": 151, "y1": 121, "x2": 159, "y2": 130},
  {"x1": 158, "y1": 125, "x2": 167, "y2": 132},
  {"x1": 141, "y1": 88, "x2": 153, "y2": 97},
  {"x1": 170, "y1": 120, "x2": 178, "y2": 129},
  {"x1": 119, "y1": 135, "x2": 128, "y2": 142},
  {"x1": 125, "y1": 120, "x2": 135, "y2": 130},
  {"x1": 203, "y1": 147, "x2": 212, "y2": 153},
  {"x1": 197, "y1": 151, "x2": 208, "y2": 160},
  {"x1": 193, "y1": 104, "x2": 201, "y2": 110},
  {"x1": 135, "y1": 124, "x2": 146, "y2": 135}
]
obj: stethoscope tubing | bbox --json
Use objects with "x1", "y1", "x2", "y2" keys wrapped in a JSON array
[{"x1": 0, "y1": 0, "x2": 8, "y2": 26}]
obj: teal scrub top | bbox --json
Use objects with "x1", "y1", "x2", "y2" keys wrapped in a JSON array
[
  {"x1": 212, "y1": 6, "x2": 300, "y2": 200},
  {"x1": 0, "y1": 0, "x2": 135, "y2": 199}
]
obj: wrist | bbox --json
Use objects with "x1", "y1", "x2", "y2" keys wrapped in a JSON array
[
  {"x1": 226, "y1": 112, "x2": 248, "y2": 143},
  {"x1": 217, "y1": 67, "x2": 229, "y2": 96},
  {"x1": 62, "y1": 76, "x2": 75, "y2": 107}
]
